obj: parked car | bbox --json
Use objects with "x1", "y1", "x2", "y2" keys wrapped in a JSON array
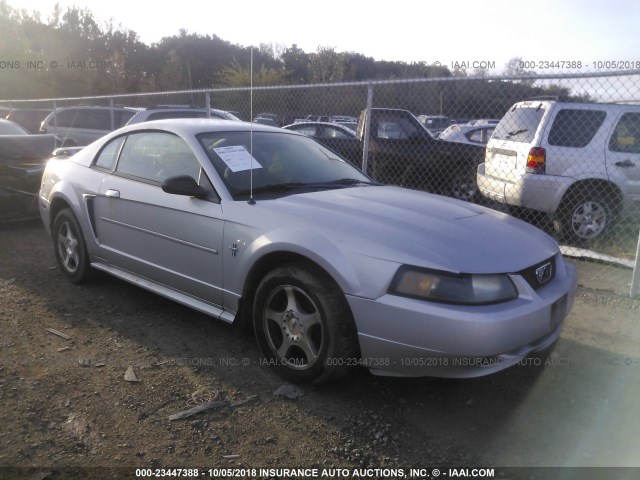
[
  {"x1": 40, "y1": 106, "x2": 139, "y2": 146},
  {"x1": 331, "y1": 115, "x2": 358, "y2": 123},
  {"x1": 304, "y1": 115, "x2": 332, "y2": 122},
  {"x1": 282, "y1": 121, "x2": 361, "y2": 165},
  {"x1": 416, "y1": 115, "x2": 452, "y2": 135},
  {"x1": 468, "y1": 118, "x2": 500, "y2": 126},
  {"x1": 39, "y1": 118, "x2": 576, "y2": 383},
  {"x1": 439, "y1": 123, "x2": 495, "y2": 146},
  {"x1": 252, "y1": 116, "x2": 278, "y2": 127},
  {"x1": 303, "y1": 115, "x2": 357, "y2": 123},
  {"x1": 127, "y1": 106, "x2": 240, "y2": 125},
  {"x1": 254, "y1": 112, "x2": 279, "y2": 126},
  {"x1": 477, "y1": 99, "x2": 640, "y2": 243},
  {"x1": 5, "y1": 108, "x2": 51, "y2": 134},
  {"x1": 0, "y1": 119, "x2": 58, "y2": 221}
]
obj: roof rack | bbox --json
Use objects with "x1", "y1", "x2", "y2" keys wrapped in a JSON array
[
  {"x1": 523, "y1": 96, "x2": 560, "y2": 101},
  {"x1": 144, "y1": 105, "x2": 199, "y2": 110}
]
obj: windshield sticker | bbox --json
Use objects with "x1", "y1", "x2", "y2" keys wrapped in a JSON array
[{"x1": 213, "y1": 145, "x2": 263, "y2": 172}]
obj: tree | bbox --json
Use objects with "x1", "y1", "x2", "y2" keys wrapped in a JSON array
[
  {"x1": 281, "y1": 44, "x2": 309, "y2": 84},
  {"x1": 503, "y1": 56, "x2": 537, "y2": 85},
  {"x1": 219, "y1": 59, "x2": 288, "y2": 87},
  {"x1": 308, "y1": 47, "x2": 346, "y2": 83}
]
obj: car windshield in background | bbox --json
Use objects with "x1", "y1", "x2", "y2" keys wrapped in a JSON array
[
  {"x1": 0, "y1": 120, "x2": 29, "y2": 135},
  {"x1": 492, "y1": 106, "x2": 545, "y2": 143},
  {"x1": 198, "y1": 131, "x2": 374, "y2": 199}
]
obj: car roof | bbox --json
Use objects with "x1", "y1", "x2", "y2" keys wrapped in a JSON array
[
  {"x1": 0, "y1": 118, "x2": 22, "y2": 125},
  {"x1": 51, "y1": 105, "x2": 139, "y2": 111},
  {"x1": 512, "y1": 99, "x2": 640, "y2": 111},
  {"x1": 0, "y1": 118, "x2": 30, "y2": 134},
  {"x1": 116, "y1": 118, "x2": 289, "y2": 137},
  {"x1": 284, "y1": 121, "x2": 354, "y2": 129}
]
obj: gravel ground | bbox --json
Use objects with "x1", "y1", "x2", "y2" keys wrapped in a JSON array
[{"x1": 1, "y1": 221, "x2": 639, "y2": 480}]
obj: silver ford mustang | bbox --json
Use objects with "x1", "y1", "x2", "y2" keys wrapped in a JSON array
[{"x1": 39, "y1": 119, "x2": 577, "y2": 383}]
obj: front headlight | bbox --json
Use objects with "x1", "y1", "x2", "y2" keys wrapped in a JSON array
[{"x1": 389, "y1": 266, "x2": 518, "y2": 305}]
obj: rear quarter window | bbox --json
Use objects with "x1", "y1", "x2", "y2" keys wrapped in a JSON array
[
  {"x1": 548, "y1": 109, "x2": 606, "y2": 148},
  {"x1": 94, "y1": 136, "x2": 126, "y2": 170}
]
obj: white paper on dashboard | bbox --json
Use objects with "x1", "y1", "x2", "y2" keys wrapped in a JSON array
[{"x1": 213, "y1": 145, "x2": 263, "y2": 172}]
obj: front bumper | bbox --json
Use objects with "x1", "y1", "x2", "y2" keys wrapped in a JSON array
[{"x1": 346, "y1": 259, "x2": 577, "y2": 378}]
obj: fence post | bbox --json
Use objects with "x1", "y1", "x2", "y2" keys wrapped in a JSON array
[
  {"x1": 53, "y1": 99, "x2": 57, "y2": 135},
  {"x1": 361, "y1": 82, "x2": 374, "y2": 174},
  {"x1": 205, "y1": 92, "x2": 211, "y2": 118},
  {"x1": 109, "y1": 97, "x2": 115, "y2": 130},
  {"x1": 630, "y1": 228, "x2": 640, "y2": 299}
]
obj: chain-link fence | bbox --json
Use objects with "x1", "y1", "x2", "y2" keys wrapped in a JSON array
[{"x1": 2, "y1": 71, "x2": 640, "y2": 296}]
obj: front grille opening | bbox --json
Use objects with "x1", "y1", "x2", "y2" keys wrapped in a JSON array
[{"x1": 517, "y1": 256, "x2": 556, "y2": 290}]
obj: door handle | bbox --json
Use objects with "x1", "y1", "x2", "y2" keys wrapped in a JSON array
[
  {"x1": 105, "y1": 189, "x2": 120, "y2": 198},
  {"x1": 615, "y1": 159, "x2": 635, "y2": 168}
]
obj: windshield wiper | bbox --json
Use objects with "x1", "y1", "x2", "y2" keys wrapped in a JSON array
[
  {"x1": 325, "y1": 178, "x2": 380, "y2": 186},
  {"x1": 235, "y1": 179, "x2": 380, "y2": 198},
  {"x1": 235, "y1": 182, "x2": 307, "y2": 196},
  {"x1": 505, "y1": 128, "x2": 528, "y2": 138}
]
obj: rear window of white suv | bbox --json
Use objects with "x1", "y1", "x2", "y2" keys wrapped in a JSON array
[{"x1": 493, "y1": 106, "x2": 544, "y2": 143}]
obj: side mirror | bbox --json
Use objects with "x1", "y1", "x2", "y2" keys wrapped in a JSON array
[{"x1": 162, "y1": 175, "x2": 208, "y2": 199}]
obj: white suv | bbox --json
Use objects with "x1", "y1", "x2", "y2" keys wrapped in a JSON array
[{"x1": 477, "y1": 99, "x2": 640, "y2": 243}]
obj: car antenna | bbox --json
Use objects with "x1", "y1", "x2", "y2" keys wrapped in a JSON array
[{"x1": 248, "y1": 46, "x2": 256, "y2": 205}]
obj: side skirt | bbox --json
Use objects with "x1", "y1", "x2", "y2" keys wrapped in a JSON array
[{"x1": 91, "y1": 261, "x2": 236, "y2": 324}]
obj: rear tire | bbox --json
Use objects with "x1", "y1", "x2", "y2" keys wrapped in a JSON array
[
  {"x1": 253, "y1": 262, "x2": 359, "y2": 384},
  {"x1": 553, "y1": 192, "x2": 613, "y2": 244}
]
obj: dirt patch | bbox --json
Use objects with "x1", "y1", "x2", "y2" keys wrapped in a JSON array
[{"x1": 1, "y1": 221, "x2": 639, "y2": 478}]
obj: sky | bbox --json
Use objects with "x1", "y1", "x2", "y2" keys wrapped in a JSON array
[{"x1": 8, "y1": 0, "x2": 640, "y2": 73}]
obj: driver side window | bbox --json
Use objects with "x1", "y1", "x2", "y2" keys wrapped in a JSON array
[{"x1": 115, "y1": 132, "x2": 202, "y2": 183}]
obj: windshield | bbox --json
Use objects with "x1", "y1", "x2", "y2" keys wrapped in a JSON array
[
  {"x1": 492, "y1": 105, "x2": 545, "y2": 143},
  {"x1": 198, "y1": 131, "x2": 374, "y2": 199}
]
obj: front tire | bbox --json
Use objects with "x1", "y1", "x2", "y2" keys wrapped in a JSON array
[
  {"x1": 253, "y1": 262, "x2": 359, "y2": 384},
  {"x1": 52, "y1": 208, "x2": 93, "y2": 283},
  {"x1": 449, "y1": 174, "x2": 478, "y2": 202}
]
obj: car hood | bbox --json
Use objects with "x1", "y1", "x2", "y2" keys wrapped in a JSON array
[{"x1": 250, "y1": 186, "x2": 559, "y2": 274}]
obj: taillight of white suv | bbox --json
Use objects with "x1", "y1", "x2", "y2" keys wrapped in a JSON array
[{"x1": 525, "y1": 147, "x2": 546, "y2": 174}]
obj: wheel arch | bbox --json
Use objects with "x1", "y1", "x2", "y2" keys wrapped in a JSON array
[
  {"x1": 559, "y1": 179, "x2": 623, "y2": 216},
  {"x1": 236, "y1": 251, "x2": 356, "y2": 331},
  {"x1": 48, "y1": 196, "x2": 74, "y2": 231}
]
